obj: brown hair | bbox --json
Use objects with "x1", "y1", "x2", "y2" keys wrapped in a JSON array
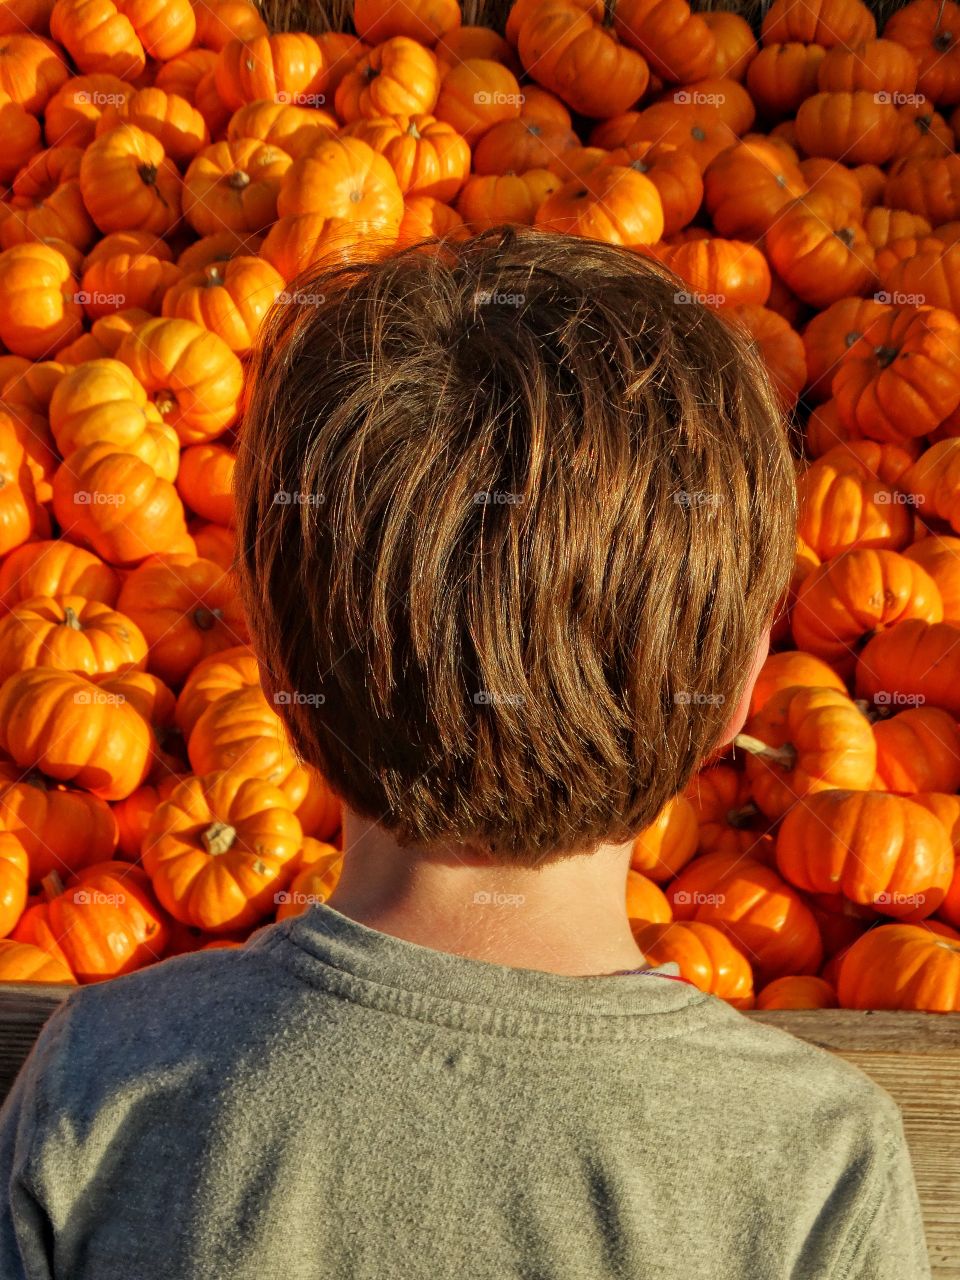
[{"x1": 235, "y1": 228, "x2": 796, "y2": 866}]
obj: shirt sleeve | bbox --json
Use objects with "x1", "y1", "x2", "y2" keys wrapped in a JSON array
[
  {"x1": 0, "y1": 1002, "x2": 74, "y2": 1280},
  {"x1": 841, "y1": 1112, "x2": 931, "y2": 1280}
]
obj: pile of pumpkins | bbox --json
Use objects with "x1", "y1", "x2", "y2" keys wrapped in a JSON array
[{"x1": 0, "y1": 0, "x2": 960, "y2": 1011}]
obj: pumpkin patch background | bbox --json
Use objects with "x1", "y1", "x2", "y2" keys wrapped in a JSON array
[{"x1": 0, "y1": 0, "x2": 958, "y2": 1011}]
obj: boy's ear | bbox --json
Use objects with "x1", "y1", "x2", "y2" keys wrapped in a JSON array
[{"x1": 714, "y1": 629, "x2": 771, "y2": 750}]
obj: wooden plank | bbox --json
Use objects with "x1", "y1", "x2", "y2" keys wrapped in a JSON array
[{"x1": 0, "y1": 993, "x2": 957, "y2": 1275}]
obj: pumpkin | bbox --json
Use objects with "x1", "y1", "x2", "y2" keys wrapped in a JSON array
[
  {"x1": 904, "y1": 536, "x2": 960, "y2": 622},
  {"x1": 803, "y1": 400, "x2": 855, "y2": 460},
  {"x1": 764, "y1": 194, "x2": 874, "y2": 308},
  {"x1": 657, "y1": 237, "x2": 771, "y2": 307},
  {"x1": 517, "y1": 83, "x2": 572, "y2": 128},
  {"x1": 912, "y1": 793, "x2": 960, "y2": 927},
  {"x1": 176, "y1": 229, "x2": 264, "y2": 272},
  {"x1": 837, "y1": 923, "x2": 960, "y2": 1010},
  {"x1": 187, "y1": 684, "x2": 307, "y2": 804},
  {"x1": 0, "y1": 91, "x2": 42, "y2": 185},
  {"x1": 154, "y1": 48, "x2": 216, "y2": 103},
  {"x1": 0, "y1": 760, "x2": 117, "y2": 882},
  {"x1": 433, "y1": 58, "x2": 527, "y2": 145},
  {"x1": 174, "y1": 643, "x2": 258, "y2": 737},
  {"x1": 194, "y1": 66, "x2": 231, "y2": 136},
  {"x1": 802, "y1": 296, "x2": 888, "y2": 403},
  {"x1": 601, "y1": 99, "x2": 735, "y2": 171},
  {"x1": 0, "y1": 540, "x2": 119, "y2": 612},
  {"x1": 191, "y1": 0, "x2": 266, "y2": 50},
  {"x1": 872, "y1": 706, "x2": 960, "y2": 795},
  {"x1": 0, "y1": 400, "x2": 57, "y2": 506},
  {"x1": 213, "y1": 33, "x2": 325, "y2": 112},
  {"x1": 345, "y1": 113, "x2": 471, "y2": 201},
  {"x1": 856, "y1": 620, "x2": 960, "y2": 718},
  {"x1": 885, "y1": 154, "x2": 960, "y2": 225},
  {"x1": 0, "y1": 0, "x2": 55, "y2": 34},
  {"x1": 792, "y1": 549, "x2": 943, "y2": 676},
  {"x1": 900, "y1": 439, "x2": 960, "y2": 533},
  {"x1": 116, "y1": 552, "x2": 245, "y2": 688},
  {"x1": 0, "y1": 242, "x2": 83, "y2": 359},
  {"x1": 226, "y1": 97, "x2": 337, "y2": 158},
  {"x1": 457, "y1": 169, "x2": 559, "y2": 230},
  {"x1": 0, "y1": 146, "x2": 95, "y2": 253},
  {"x1": 630, "y1": 920, "x2": 754, "y2": 1006},
  {"x1": 183, "y1": 138, "x2": 291, "y2": 237},
  {"x1": 275, "y1": 842, "x2": 342, "y2": 919},
  {"x1": 755, "y1": 976, "x2": 838, "y2": 1009},
  {"x1": 78, "y1": 249, "x2": 180, "y2": 320},
  {"x1": 191, "y1": 521, "x2": 235, "y2": 571},
  {"x1": 777, "y1": 789, "x2": 953, "y2": 918},
  {"x1": 660, "y1": 78, "x2": 754, "y2": 135},
  {"x1": 880, "y1": 242, "x2": 960, "y2": 316},
  {"x1": 163, "y1": 255, "x2": 282, "y2": 356},
  {"x1": 761, "y1": 0, "x2": 875, "y2": 47},
  {"x1": 0, "y1": 937, "x2": 75, "y2": 983},
  {"x1": 736, "y1": 685, "x2": 877, "y2": 818},
  {"x1": 142, "y1": 769, "x2": 302, "y2": 931},
  {"x1": 93, "y1": 85, "x2": 208, "y2": 167},
  {"x1": 79, "y1": 125, "x2": 181, "y2": 236},
  {"x1": 49, "y1": 357, "x2": 157, "y2": 457},
  {"x1": 893, "y1": 100, "x2": 954, "y2": 161},
  {"x1": 668, "y1": 851, "x2": 823, "y2": 982},
  {"x1": 13, "y1": 860, "x2": 169, "y2": 981},
  {"x1": 0, "y1": 417, "x2": 38, "y2": 557},
  {"x1": 727, "y1": 304, "x2": 806, "y2": 411},
  {"x1": 116, "y1": 316, "x2": 243, "y2": 445},
  {"x1": 612, "y1": 0, "x2": 715, "y2": 83},
  {"x1": 261, "y1": 212, "x2": 378, "y2": 280},
  {"x1": 684, "y1": 763, "x2": 771, "y2": 860},
  {"x1": 832, "y1": 305, "x2": 960, "y2": 442},
  {"x1": 394, "y1": 195, "x2": 465, "y2": 246},
  {"x1": 817, "y1": 38, "x2": 918, "y2": 95},
  {"x1": 703, "y1": 138, "x2": 807, "y2": 240},
  {"x1": 0, "y1": 667, "x2": 155, "y2": 799},
  {"x1": 111, "y1": 772, "x2": 182, "y2": 859},
  {"x1": 863, "y1": 207, "x2": 932, "y2": 252},
  {"x1": 0, "y1": 594, "x2": 147, "y2": 683},
  {"x1": 336, "y1": 36, "x2": 440, "y2": 123},
  {"x1": 885, "y1": 0, "x2": 960, "y2": 106},
  {"x1": 173, "y1": 441, "x2": 236, "y2": 525},
  {"x1": 510, "y1": 0, "x2": 650, "y2": 119},
  {"x1": 797, "y1": 158, "x2": 863, "y2": 216},
  {"x1": 0, "y1": 31, "x2": 68, "y2": 110},
  {"x1": 594, "y1": 141, "x2": 701, "y2": 237},
  {"x1": 435, "y1": 25, "x2": 519, "y2": 75},
  {"x1": 534, "y1": 164, "x2": 663, "y2": 247},
  {"x1": 630, "y1": 794, "x2": 698, "y2": 883},
  {"x1": 746, "y1": 43, "x2": 825, "y2": 119},
  {"x1": 472, "y1": 115, "x2": 579, "y2": 176},
  {"x1": 751, "y1": 649, "x2": 847, "y2": 719},
  {"x1": 625, "y1": 868, "x2": 672, "y2": 925},
  {"x1": 277, "y1": 135, "x2": 404, "y2": 228},
  {"x1": 796, "y1": 91, "x2": 900, "y2": 166},
  {"x1": 701, "y1": 11, "x2": 756, "y2": 81},
  {"x1": 52, "y1": 441, "x2": 190, "y2": 566},
  {"x1": 0, "y1": 832, "x2": 29, "y2": 938}
]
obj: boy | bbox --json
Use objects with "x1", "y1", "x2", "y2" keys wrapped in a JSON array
[{"x1": 0, "y1": 230, "x2": 929, "y2": 1278}]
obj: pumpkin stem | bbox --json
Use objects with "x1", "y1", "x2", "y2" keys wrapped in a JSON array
[
  {"x1": 24, "y1": 768, "x2": 48, "y2": 790},
  {"x1": 193, "y1": 606, "x2": 223, "y2": 631},
  {"x1": 155, "y1": 390, "x2": 177, "y2": 417},
  {"x1": 41, "y1": 871, "x2": 64, "y2": 902},
  {"x1": 138, "y1": 163, "x2": 158, "y2": 187},
  {"x1": 204, "y1": 266, "x2": 225, "y2": 288},
  {"x1": 874, "y1": 344, "x2": 898, "y2": 369},
  {"x1": 61, "y1": 605, "x2": 82, "y2": 631},
  {"x1": 733, "y1": 733, "x2": 797, "y2": 771},
  {"x1": 202, "y1": 821, "x2": 237, "y2": 856},
  {"x1": 406, "y1": 121, "x2": 422, "y2": 140},
  {"x1": 834, "y1": 226, "x2": 856, "y2": 247},
  {"x1": 727, "y1": 802, "x2": 759, "y2": 829},
  {"x1": 228, "y1": 170, "x2": 251, "y2": 190}
]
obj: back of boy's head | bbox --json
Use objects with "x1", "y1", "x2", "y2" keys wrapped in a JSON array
[{"x1": 236, "y1": 228, "x2": 796, "y2": 866}]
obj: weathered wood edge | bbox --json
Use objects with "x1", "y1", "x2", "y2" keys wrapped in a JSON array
[{"x1": 747, "y1": 1009, "x2": 960, "y2": 1053}]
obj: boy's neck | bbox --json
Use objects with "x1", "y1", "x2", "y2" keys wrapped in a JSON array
[{"x1": 324, "y1": 812, "x2": 648, "y2": 978}]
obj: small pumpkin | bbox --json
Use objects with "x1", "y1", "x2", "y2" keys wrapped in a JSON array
[
  {"x1": 631, "y1": 920, "x2": 754, "y2": 1006},
  {"x1": 162, "y1": 255, "x2": 283, "y2": 355},
  {"x1": 761, "y1": 0, "x2": 875, "y2": 48},
  {"x1": 630, "y1": 794, "x2": 698, "y2": 883},
  {"x1": 345, "y1": 113, "x2": 471, "y2": 200},
  {"x1": 183, "y1": 138, "x2": 292, "y2": 237},
  {"x1": 335, "y1": 36, "x2": 440, "y2": 123},
  {"x1": 457, "y1": 169, "x2": 559, "y2": 230},
  {"x1": 261, "y1": 213, "x2": 377, "y2": 281},
  {"x1": 701, "y1": 10, "x2": 756, "y2": 82},
  {"x1": 213, "y1": 33, "x2": 325, "y2": 112},
  {"x1": 657, "y1": 236, "x2": 771, "y2": 307},
  {"x1": 873, "y1": 706, "x2": 960, "y2": 796},
  {"x1": 154, "y1": 48, "x2": 217, "y2": 103},
  {"x1": 795, "y1": 91, "x2": 901, "y2": 166},
  {"x1": 187, "y1": 684, "x2": 308, "y2": 805},
  {"x1": 856, "y1": 619, "x2": 960, "y2": 718},
  {"x1": 727, "y1": 304, "x2": 806, "y2": 410},
  {"x1": 1, "y1": 146, "x2": 96, "y2": 253},
  {"x1": 625, "y1": 868, "x2": 673, "y2": 925},
  {"x1": 534, "y1": 164, "x2": 664, "y2": 247},
  {"x1": 142, "y1": 769, "x2": 302, "y2": 931},
  {"x1": 0, "y1": 416, "x2": 38, "y2": 557},
  {"x1": 0, "y1": 242, "x2": 83, "y2": 359},
  {"x1": 684, "y1": 763, "x2": 771, "y2": 860},
  {"x1": 904, "y1": 536, "x2": 960, "y2": 622},
  {"x1": 0, "y1": 594, "x2": 147, "y2": 683},
  {"x1": 885, "y1": 154, "x2": 960, "y2": 225},
  {"x1": 79, "y1": 251, "x2": 181, "y2": 320},
  {"x1": 79, "y1": 124, "x2": 182, "y2": 236},
  {"x1": 745, "y1": 43, "x2": 825, "y2": 119},
  {"x1": 175, "y1": 441, "x2": 236, "y2": 524},
  {"x1": 354, "y1": 0, "x2": 460, "y2": 44},
  {"x1": 801, "y1": 295, "x2": 888, "y2": 403},
  {"x1": 764, "y1": 194, "x2": 875, "y2": 308},
  {"x1": 277, "y1": 135, "x2": 405, "y2": 229},
  {"x1": 613, "y1": 0, "x2": 715, "y2": 83},
  {"x1": 703, "y1": 137, "x2": 807, "y2": 240},
  {"x1": 0, "y1": 760, "x2": 117, "y2": 882},
  {"x1": 0, "y1": 937, "x2": 76, "y2": 983},
  {"x1": 0, "y1": 30, "x2": 68, "y2": 110},
  {"x1": 837, "y1": 923, "x2": 960, "y2": 1010},
  {"x1": 755, "y1": 976, "x2": 837, "y2": 1009},
  {"x1": 174, "y1": 643, "x2": 259, "y2": 737},
  {"x1": 0, "y1": 540, "x2": 119, "y2": 612},
  {"x1": 275, "y1": 842, "x2": 342, "y2": 920},
  {"x1": 192, "y1": 0, "x2": 266, "y2": 50},
  {"x1": 885, "y1": 0, "x2": 960, "y2": 106}
]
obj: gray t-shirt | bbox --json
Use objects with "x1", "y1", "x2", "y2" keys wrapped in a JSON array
[{"x1": 0, "y1": 904, "x2": 931, "y2": 1279}]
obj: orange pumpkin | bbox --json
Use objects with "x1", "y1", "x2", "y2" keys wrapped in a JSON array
[
  {"x1": 630, "y1": 794, "x2": 698, "y2": 883},
  {"x1": 534, "y1": 164, "x2": 664, "y2": 247},
  {"x1": 187, "y1": 684, "x2": 308, "y2": 805},
  {"x1": 625, "y1": 868, "x2": 672, "y2": 925},
  {"x1": 191, "y1": 521, "x2": 235, "y2": 571},
  {"x1": 795, "y1": 90, "x2": 900, "y2": 166},
  {"x1": 79, "y1": 250, "x2": 180, "y2": 319},
  {"x1": 612, "y1": 0, "x2": 715, "y2": 83},
  {"x1": 801, "y1": 295, "x2": 888, "y2": 403},
  {"x1": 13, "y1": 860, "x2": 169, "y2": 982},
  {"x1": 792, "y1": 548, "x2": 943, "y2": 676},
  {"x1": 213, "y1": 33, "x2": 325, "y2": 112},
  {"x1": 856, "y1": 620, "x2": 960, "y2": 719},
  {"x1": 595, "y1": 141, "x2": 701, "y2": 237},
  {"x1": 885, "y1": 154, "x2": 960, "y2": 225},
  {"x1": 727, "y1": 304, "x2": 806, "y2": 411},
  {"x1": 796, "y1": 450, "x2": 913, "y2": 561},
  {"x1": 43, "y1": 72, "x2": 133, "y2": 147},
  {"x1": 631, "y1": 920, "x2": 754, "y2": 1006},
  {"x1": 94, "y1": 85, "x2": 208, "y2": 166},
  {"x1": 277, "y1": 135, "x2": 405, "y2": 229},
  {"x1": 116, "y1": 316, "x2": 243, "y2": 445},
  {"x1": 900, "y1": 439, "x2": 960, "y2": 533},
  {"x1": 736, "y1": 685, "x2": 877, "y2": 818},
  {"x1": 1, "y1": 146, "x2": 95, "y2": 253},
  {"x1": 176, "y1": 229, "x2": 264, "y2": 272},
  {"x1": 904, "y1": 536, "x2": 960, "y2": 623},
  {"x1": 162, "y1": 255, "x2": 283, "y2": 355},
  {"x1": 669, "y1": 851, "x2": 823, "y2": 981},
  {"x1": 0, "y1": 667, "x2": 156, "y2": 800},
  {"x1": 79, "y1": 125, "x2": 181, "y2": 236},
  {"x1": 260, "y1": 212, "x2": 379, "y2": 280},
  {"x1": 755, "y1": 975, "x2": 837, "y2": 1009},
  {"x1": 764, "y1": 194, "x2": 874, "y2": 308},
  {"x1": 0, "y1": 416, "x2": 38, "y2": 557},
  {"x1": 49, "y1": 357, "x2": 158, "y2": 457},
  {"x1": 335, "y1": 36, "x2": 440, "y2": 123},
  {"x1": 0, "y1": 760, "x2": 117, "y2": 882},
  {"x1": 457, "y1": 169, "x2": 559, "y2": 230},
  {"x1": 345, "y1": 113, "x2": 471, "y2": 200},
  {"x1": 0, "y1": 242, "x2": 83, "y2": 359},
  {"x1": 183, "y1": 138, "x2": 292, "y2": 236},
  {"x1": 354, "y1": 0, "x2": 460, "y2": 45},
  {"x1": 885, "y1": 0, "x2": 960, "y2": 107},
  {"x1": 701, "y1": 10, "x2": 756, "y2": 81},
  {"x1": 761, "y1": 0, "x2": 875, "y2": 47},
  {"x1": 111, "y1": 772, "x2": 182, "y2": 859},
  {"x1": 837, "y1": 923, "x2": 960, "y2": 1010},
  {"x1": 174, "y1": 643, "x2": 258, "y2": 737},
  {"x1": 433, "y1": 57, "x2": 523, "y2": 143},
  {"x1": 746, "y1": 43, "x2": 825, "y2": 119},
  {"x1": 873, "y1": 707, "x2": 960, "y2": 795},
  {"x1": 226, "y1": 97, "x2": 337, "y2": 158},
  {"x1": 0, "y1": 937, "x2": 76, "y2": 983},
  {"x1": 154, "y1": 48, "x2": 217, "y2": 104},
  {"x1": 0, "y1": 540, "x2": 119, "y2": 612},
  {"x1": 657, "y1": 237, "x2": 771, "y2": 307},
  {"x1": 684, "y1": 763, "x2": 772, "y2": 860},
  {"x1": 275, "y1": 842, "x2": 342, "y2": 920},
  {"x1": 703, "y1": 137, "x2": 807, "y2": 240},
  {"x1": 435, "y1": 26, "x2": 519, "y2": 76},
  {"x1": 191, "y1": 0, "x2": 266, "y2": 50},
  {"x1": 0, "y1": 594, "x2": 147, "y2": 683},
  {"x1": 142, "y1": 769, "x2": 302, "y2": 931},
  {"x1": 175, "y1": 441, "x2": 236, "y2": 524}
]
